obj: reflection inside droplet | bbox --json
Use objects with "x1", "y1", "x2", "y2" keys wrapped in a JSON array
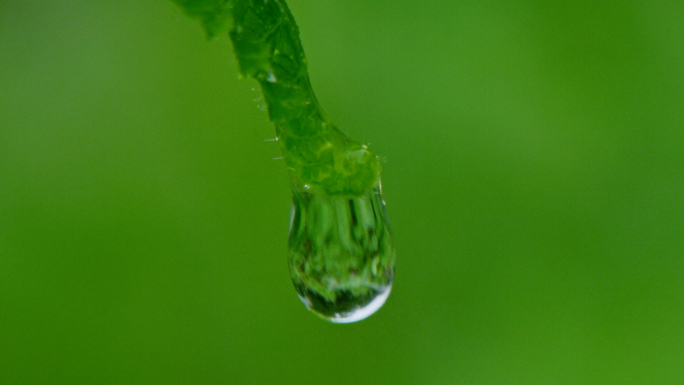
[
  {"x1": 288, "y1": 183, "x2": 396, "y2": 323},
  {"x1": 297, "y1": 283, "x2": 392, "y2": 323}
]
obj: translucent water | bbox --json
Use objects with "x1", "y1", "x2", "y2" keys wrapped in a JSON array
[{"x1": 288, "y1": 183, "x2": 395, "y2": 323}]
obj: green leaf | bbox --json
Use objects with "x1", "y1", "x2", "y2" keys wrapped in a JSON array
[{"x1": 171, "y1": 0, "x2": 382, "y2": 196}]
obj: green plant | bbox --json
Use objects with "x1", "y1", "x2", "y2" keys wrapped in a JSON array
[{"x1": 172, "y1": 0, "x2": 395, "y2": 323}]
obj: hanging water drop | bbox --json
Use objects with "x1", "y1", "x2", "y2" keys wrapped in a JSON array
[
  {"x1": 288, "y1": 183, "x2": 395, "y2": 323},
  {"x1": 172, "y1": 0, "x2": 396, "y2": 323}
]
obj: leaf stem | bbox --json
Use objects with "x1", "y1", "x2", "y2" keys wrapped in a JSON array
[{"x1": 176, "y1": 0, "x2": 382, "y2": 196}]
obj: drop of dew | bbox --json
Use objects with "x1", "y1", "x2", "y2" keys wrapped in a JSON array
[{"x1": 288, "y1": 183, "x2": 396, "y2": 323}]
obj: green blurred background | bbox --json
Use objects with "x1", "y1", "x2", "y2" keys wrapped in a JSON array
[{"x1": 2, "y1": 0, "x2": 683, "y2": 383}]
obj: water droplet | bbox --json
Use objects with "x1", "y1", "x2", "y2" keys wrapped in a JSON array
[{"x1": 288, "y1": 183, "x2": 395, "y2": 323}]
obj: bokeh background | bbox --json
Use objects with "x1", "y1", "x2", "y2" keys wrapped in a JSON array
[{"x1": 2, "y1": 0, "x2": 684, "y2": 383}]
